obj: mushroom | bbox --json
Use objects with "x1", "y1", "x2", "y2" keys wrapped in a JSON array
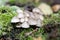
[
  {"x1": 21, "y1": 22, "x2": 30, "y2": 28},
  {"x1": 38, "y1": 3, "x2": 53, "y2": 15},
  {"x1": 19, "y1": 18, "x2": 25, "y2": 23},
  {"x1": 24, "y1": 17, "x2": 29, "y2": 22},
  {"x1": 17, "y1": 12, "x2": 24, "y2": 18},
  {"x1": 16, "y1": 9, "x2": 25, "y2": 18},
  {"x1": 11, "y1": 16, "x2": 20, "y2": 23},
  {"x1": 36, "y1": 19, "x2": 42, "y2": 27},
  {"x1": 29, "y1": 12, "x2": 35, "y2": 19},
  {"x1": 52, "y1": 4, "x2": 60, "y2": 12},
  {"x1": 28, "y1": 18, "x2": 37, "y2": 25},
  {"x1": 39, "y1": 15, "x2": 44, "y2": 21},
  {"x1": 24, "y1": 11, "x2": 30, "y2": 17},
  {"x1": 33, "y1": 8, "x2": 43, "y2": 15}
]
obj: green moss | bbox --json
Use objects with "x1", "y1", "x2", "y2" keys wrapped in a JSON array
[
  {"x1": 0, "y1": 6, "x2": 17, "y2": 36},
  {"x1": 43, "y1": 11, "x2": 60, "y2": 25}
]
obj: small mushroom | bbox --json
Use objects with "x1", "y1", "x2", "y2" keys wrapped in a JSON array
[
  {"x1": 17, "y1": 13, "x2": 24, "y2": 18},
  {"x1": 38, "y1": 3, "x2": 53, "y2": 15},
  {"x1": 19, "y1": 18, "x2": 25, "y2": 23},
  {"x1": 36, "y1": 19, "x2": 42, "y2": 27},
  {"x1": 33, "y1": 8, "x2": 43, "y2": 15},
  {"x1": 24, "y1": 17, "x2": 29, "y2": 22},
  {"x1": 11, "y1": 16, "x2": 20, "y2": 23},
  {"x1": 34, "y1": 13, "x2": 39, "y2": 19},
  {"x1": 24, "y1": 11, "x2": 30, "y2": 17},
  {"x1": 21, "y1": 22, "x2": 30, "y2": 28},
  {"x1": 28, "y1": 18, "x2": 37, "y2": 25},
  {"x1": 29, "y1": 12, "x2": 35, "y2": 19},
  {"x1": 39, "y1": 15, "x2": 44, "y2": 21},
  {"x1": 33, "y1": 8, "x2": 41, "y2": 13},
  {"x1": 16, "y1": 9, "x2": 25, "y2": 18},
  {"x1": 52, "y1": 4, "x2": 60, "y2": 12}
]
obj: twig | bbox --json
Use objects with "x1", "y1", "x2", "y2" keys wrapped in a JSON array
[{"x1": 25, "y1": 28, "x2": 39, "y2": 36}]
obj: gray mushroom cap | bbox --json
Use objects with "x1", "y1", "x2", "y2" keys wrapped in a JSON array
[{"x1": 11, "y1": 7, "x2": 44, "y2": 28}]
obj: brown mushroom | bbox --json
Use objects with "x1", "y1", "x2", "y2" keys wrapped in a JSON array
[{"x1": 52, "y1": 4, "x2": 60, "y2": 12}]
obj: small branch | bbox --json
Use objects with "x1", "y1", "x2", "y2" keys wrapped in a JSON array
[{"x1": 25, "y1": 28, "x2": 39, "y2": 36}]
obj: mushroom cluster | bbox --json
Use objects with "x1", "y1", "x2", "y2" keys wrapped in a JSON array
[{"x1": 11, "y1": 3, "x2": 53, "y2": 28}]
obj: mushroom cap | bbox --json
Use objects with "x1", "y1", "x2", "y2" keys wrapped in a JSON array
[
  {"x1": 38, "y1": 3, "x2": 53, "y2": 15},
  {"x1": 28, "y1": 18, "x2": 37, "y2": 25},
  {"x1": 11, "y1": 7, "x2": 44, "y2": 28},
  {"x1": 52, "y1": 4, "x2": 60, "y2": 12},
  {"x1": 33, "y1": 8, "x2": 41, "y2": 14},
  {"x1": 21, "y1": 22, "x2": 30, "y2": 28},
  {"x1": 17, "y1": 13, "x2": 24, "y2": 18},
  {"x1": 11, "y1": 16, "x2": 20, "y2": 23}
]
